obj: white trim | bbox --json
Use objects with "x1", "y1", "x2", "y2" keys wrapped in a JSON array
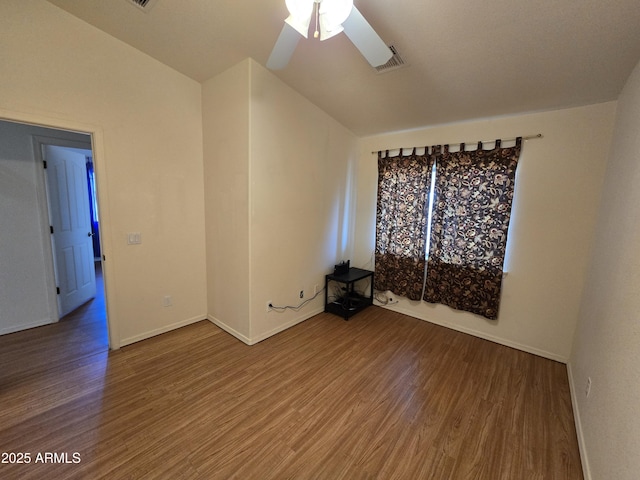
[
  {"x1": 0, "y1": 318, "x2": 54, "y2": 336},
  {"x1": 120, "y1": 315, "x2": 207, "y2": 347},
  {"x1": 567, "y1": 362, "x2": 592, "y2": 480},
  {"x1": 247, "y1": 60, "x2": 254, "y2": 342},
  {"x1": 250, "y1": 307, "x2": 324, "y2": 344},
  {"x1": 385, "y1": 304, "x2": 569, "y2": 363},
  {"x1": 209, "y1": 306, "x2": 324, "y2": 345},
  {"x1": 207, "y1": 316, "x2": 252, "y2": 345}
]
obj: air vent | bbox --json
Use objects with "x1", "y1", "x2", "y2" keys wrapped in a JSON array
[
  {"x1": 375, "y1": 45, "x2": 407, "y2": 74},
  {"x1": 125, "y1": 0, "x2": 159, "y2": 12}
]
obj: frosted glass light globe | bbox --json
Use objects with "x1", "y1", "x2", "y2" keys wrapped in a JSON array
[
  {"x1": 285, "y1": 0, "x2": 354, "y2": 40},
  {"x1": 285, "y1": 0, "x2": 315, "y2": 37},
  {"x1": 319, "y1": 0, "x2": 353, "y2": 28},
  {"x1": 285, "y1": 0, "x2": 315, "y2": 21}
]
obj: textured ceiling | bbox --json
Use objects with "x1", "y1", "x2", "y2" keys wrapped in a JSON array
[{"x1": 46, "y1": 0, "x2": 640, "y2": 136}]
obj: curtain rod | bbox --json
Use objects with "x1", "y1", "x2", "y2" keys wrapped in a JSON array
[{"x1": 371, "y1": 133, "x2": 543, "y2": 155}]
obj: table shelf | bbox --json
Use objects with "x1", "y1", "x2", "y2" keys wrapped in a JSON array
[{"x1": 324, "y1": 267, "x2": 374, "y2": 320}]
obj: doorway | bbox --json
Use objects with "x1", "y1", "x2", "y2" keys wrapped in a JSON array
[{"x1": 0, "y1": 119, "x2": 109, "y2": 348}]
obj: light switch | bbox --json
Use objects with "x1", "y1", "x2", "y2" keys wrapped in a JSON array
[{"x1": 127, "y1": 232, "x2": 141, "y2": 245}]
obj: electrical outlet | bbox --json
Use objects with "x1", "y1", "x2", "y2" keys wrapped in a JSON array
[
  {"x1": 585, "y1": 377, "x2": 592, "y2": 397},
  {"x1": 163, "y1": 295, "x2": 172, "y2": 307},
  {"x1": 314, "y1": 284, "x2": 320, "y2": 295},
  {"x1": 266, "y1": 301, "x2": 273, "y2": 312},
  {"x1": 299, "y1": 290, "x2": 304, "y2": 299}
]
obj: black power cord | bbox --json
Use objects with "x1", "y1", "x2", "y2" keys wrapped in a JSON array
[{"x1": 269, "y1": 287, "x2": 326, "y2": 312}]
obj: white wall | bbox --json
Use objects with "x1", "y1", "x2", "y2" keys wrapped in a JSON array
[
  {"x1": 0, "y1": 0, "x2": 207, "y2": 347},
  {"x1": 249, "y1": 60, "x2": 358, "y2": 342},
  {"x1": 202, "y1": 59, "x2": 252, "y2": 341},
  {"x1": 203, "y1": 59, "x2": 358, "y2": 343},
  {"x1": 354, "y1": 103, "x2": 616, "y2": 361},
  {"x1": 0, "y1": 121, "x2": 91, "y2": 334},
  {"x1": 569, "y1": 59, "x2": 640, "y2": 480}
]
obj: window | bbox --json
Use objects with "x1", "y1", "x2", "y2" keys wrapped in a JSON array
[
  {"x1": 376, "y1": 139, "x2": 522, "y2": 319},
  {"x1": 374, "y1": 148, "x2": 435, "y2": 301}
]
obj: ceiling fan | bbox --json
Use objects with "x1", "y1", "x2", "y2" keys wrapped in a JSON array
[{"x1": 267, "y1": 0, "x2": 392, "y2": 70}]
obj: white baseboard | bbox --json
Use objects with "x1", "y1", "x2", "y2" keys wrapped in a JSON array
[
  {"x1": 209, "y1": 306, "x2": 324, "y2": 346},
  {"x1": 120, "y1": 314, "x2": 206, "y2": 347},
  {"x1": 207, "y1": 315, "x2": 252, "y2": 344},
  {"x1": 385, "y1": 304, "x2": 568, "y2": 363},
  {"x1": 0, "y1": 318, "x2": 55, "y2": 336},
  {"x1": 567, "y1": 362, "x2": 591, "y2": 480},
  {"x1": 250, "y1": 306, "x2": 324, "y2": 345}
]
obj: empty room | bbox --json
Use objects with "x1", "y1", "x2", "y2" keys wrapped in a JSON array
[{"x1": 1, "y1": 1, "x2": 639, "y2": 479}]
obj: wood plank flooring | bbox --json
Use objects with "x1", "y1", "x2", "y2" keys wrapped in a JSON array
[{"x1": 0, "y1": 304, "x2": 583, "y2": 479}]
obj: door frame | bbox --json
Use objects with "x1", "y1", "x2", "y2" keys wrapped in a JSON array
[{"x1": 0, "y1": 108, "x2": 118, "y2": 350}]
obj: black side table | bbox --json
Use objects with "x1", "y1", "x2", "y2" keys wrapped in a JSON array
[{"x1": 324, "y1": 267, "x2": 374, "y2": 320}]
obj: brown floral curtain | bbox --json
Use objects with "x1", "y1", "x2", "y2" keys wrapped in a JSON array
[
  {"x1": 375, "y1": 148, "x2": 436, "y2": 300},
  {"x1": 423, "y1": 139, "x2": 522, "y2": 319}
]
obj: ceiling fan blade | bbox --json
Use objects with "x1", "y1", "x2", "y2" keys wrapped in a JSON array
[
  {"x1": 342, "y1": 6, "x2": 392, "y2": 67},
  {"x1": 267, "y1": 23, "x2": 302, "y2": 70}
]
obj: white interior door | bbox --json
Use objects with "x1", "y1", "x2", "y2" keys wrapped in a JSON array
[{"x1": 44, "y1": 145, "x2": 96, "y2": 317}]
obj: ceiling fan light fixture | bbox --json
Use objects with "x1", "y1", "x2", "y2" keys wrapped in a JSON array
[
  {"x1": 318, "y1": 0, "x2": 353, "y2": 29},
  {"x1": 285, "y1": 0, "x2": 353, "y2": 40},
  {"x1": 285, "y1": 0, "x2": 315, "y2": 37},
  {"x1": 269, "y1": 0, "x2": 389, "y2": 70},
  {"x1": 285, "y1": 15, "x2": 312, "y2": 38},
  {"x1": 319, "y1": 16, "x2": 344, "y2": 41},
  {"x1": 285, "y1": 0, "x2": 315, "y2": 18}
]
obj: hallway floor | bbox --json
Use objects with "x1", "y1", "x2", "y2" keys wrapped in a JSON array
[{"x1": 0, "y1": 262, "x2": 108, "y2": 383}]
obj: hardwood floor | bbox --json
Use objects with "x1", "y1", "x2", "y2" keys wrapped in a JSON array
[{"x1": 0, "y1": 304, "x2": 583, "y2": 479}]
